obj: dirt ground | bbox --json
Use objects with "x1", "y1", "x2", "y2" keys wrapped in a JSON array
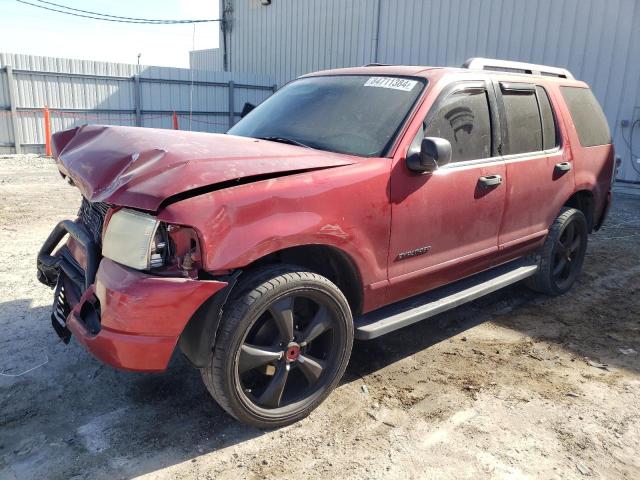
[{"x1": 1, "y1": 155, "x2": 639, "y2": 480}]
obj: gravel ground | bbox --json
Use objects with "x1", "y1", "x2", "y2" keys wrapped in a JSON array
[{"x1": 1, "y1": 155, "x2": 639, "y2": 480}]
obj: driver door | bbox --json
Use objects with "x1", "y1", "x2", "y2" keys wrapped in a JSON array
[{"x1": 387, "y1": 80, "x2": 507, "y2": 302}]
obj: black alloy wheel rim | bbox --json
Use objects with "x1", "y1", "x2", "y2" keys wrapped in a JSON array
[
  {"x1": 552, "y1": 219, "x2": 584, "y2": 290},
  {"x1": 234, "y1": 291, "x2": 342, "y2": 413}
]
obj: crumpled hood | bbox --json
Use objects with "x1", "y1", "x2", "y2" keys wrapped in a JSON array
[{"x1": 52, "y1": 125, "x2": 357, "y2": 211}]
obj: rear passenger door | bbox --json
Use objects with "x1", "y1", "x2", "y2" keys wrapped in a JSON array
[{"x1": 495, "y1": 81, "x2": 575, "y2": 249}]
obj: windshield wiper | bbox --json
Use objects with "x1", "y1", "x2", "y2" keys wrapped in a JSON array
[{"x1": 256, "y1": 136, "x2": 312, "y2": 149}]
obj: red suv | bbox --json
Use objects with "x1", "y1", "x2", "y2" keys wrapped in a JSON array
[{"x1": 38, "y1": 58, "x2": 614, "y2": 427}]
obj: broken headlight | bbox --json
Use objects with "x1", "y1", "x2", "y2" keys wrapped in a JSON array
[
  {"x1": 102, "y1": 208, "x2": 200, "y2": 276},
  {"x1": 102, "y1": 209, "x2": 159, "y2": 270},
  {"x1": 149, "y1": 224, "x2": 169, "y2": 269}
]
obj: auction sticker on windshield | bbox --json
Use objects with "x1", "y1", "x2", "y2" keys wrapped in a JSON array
[{"x1": 364, "y1": 77, "x2": 418, "y2": 91}]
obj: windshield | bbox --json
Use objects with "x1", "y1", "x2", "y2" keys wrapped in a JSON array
[{"x1": 227, "y1": 75, "x2": 426, "y2": 157}]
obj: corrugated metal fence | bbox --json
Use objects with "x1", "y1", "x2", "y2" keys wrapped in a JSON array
[{"x1": 0, "y1": 52, "x2": 276, "y2": 154}]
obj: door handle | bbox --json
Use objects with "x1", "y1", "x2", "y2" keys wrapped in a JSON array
[
  {"x1": 478, "y1": 174, "x2": 503, "y2": 188},
  {"x1": 555, "y1": 162, "x2": 572, "y2": 173}
]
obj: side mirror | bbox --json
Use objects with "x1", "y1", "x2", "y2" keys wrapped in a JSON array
[{"x1": 406, "y1": 137, "x2": 452, "y2": 173}]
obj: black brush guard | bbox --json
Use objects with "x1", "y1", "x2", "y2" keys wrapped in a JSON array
[{"x1": 37, "y1": 220, "x2": 99, "y2": 343}]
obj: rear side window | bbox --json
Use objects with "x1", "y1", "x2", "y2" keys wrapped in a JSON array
[
  {"x1": 424, "y1": 89, "x2": 492, "y2": 162},
  {"x1": 501, "y1": 86, "x2": 542, "y2": 154},
  {"x1": 536, "y1": 86, "x2": 557, "y2": 150},
  {"x1": 561, "y1": 87, "x2": 611, "y2": 147}
]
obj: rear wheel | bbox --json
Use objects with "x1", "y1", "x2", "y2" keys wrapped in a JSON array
[
  {"x1": 201, "y1": 266, "x2": 353, "y2": 428},
  {"x1": 526, "y1": 207, "x2": 588, "y2": 295}
]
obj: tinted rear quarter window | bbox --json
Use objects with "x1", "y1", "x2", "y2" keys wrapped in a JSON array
[
  {"x1": 501, "y1": 86, "x2": 542, "y2": 154},
  {"x1": 560, "y1": 87, "x2": 611, "y2": 147}
]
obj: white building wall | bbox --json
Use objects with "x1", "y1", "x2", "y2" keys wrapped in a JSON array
[
  {"x1": 194, "y1": 0, "x2": 640, "y2": 182},
  {"x1": 190, "y1": 48, "x2": 225, "y2": 72},
  {"x1": 226, "y1": 0, "x2": 378, "y2": 85}
]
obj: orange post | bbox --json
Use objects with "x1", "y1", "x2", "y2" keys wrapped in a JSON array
[
  {"x1": 43, "y1": 106, "x2": 52, "y2": 156},
  {"x1": 172, "y1": 111, "x2": 179, "y2": 130}
]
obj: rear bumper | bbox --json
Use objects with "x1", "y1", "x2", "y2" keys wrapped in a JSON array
[{"x1": 37, "y1": 220, "x2": 227, "y2": 372}]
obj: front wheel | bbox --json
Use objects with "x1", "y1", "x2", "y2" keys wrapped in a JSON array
[
  {"x1": 201, "y1": 266, "x2": 353, "y2": 428},
  {"x1": 526, "y1": 207, "x2": 588, "y2": 295}
]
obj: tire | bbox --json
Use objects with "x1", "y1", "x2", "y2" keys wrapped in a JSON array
[
  {"x1": 525, "y1": 207, "x2": 588, "y2": 296},
  {"x1": 201, "y1": 265, "x2": 353, "y2": 428}
]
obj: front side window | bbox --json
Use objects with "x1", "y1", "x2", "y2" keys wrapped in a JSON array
[
  {"x1": 502, "y1": 87, "x2": 543, "y2": 154},
  {"x1": 424, "y1": 89, "x2": 492, "y2": 162},
  {"x1": 228, "y1": 75, "x2": 426, "y2": 157}
]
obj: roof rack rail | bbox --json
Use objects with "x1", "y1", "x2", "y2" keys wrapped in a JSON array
[
  {"x1": 362, "y1": 63, "x2": 393, "y2": 67},
  {"x1": 462, "y1": 58, "x2": 574, "y2": 80}
]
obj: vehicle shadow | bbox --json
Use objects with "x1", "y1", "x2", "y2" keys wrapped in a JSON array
[
  {"x1": 1, "y1": 294, "x2": 505, "y2": 480},
  {"x1": 348, "y1": 277, "x2": 640, "y2": 382},
  {"x1": 0, "y1": 299, "x2": 264, "y2": 480},
  {"x1": 2, "y1": 243, "x2": 638, "y2": 479},
  {"x1": 349, "y1": 194, "x2": 640, "y2": 381},
  {"x1": 346, "y1": 284, "x2": 531, "y2": 382}
]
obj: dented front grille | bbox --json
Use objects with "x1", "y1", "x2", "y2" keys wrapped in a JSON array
[{"x1": 78, "y1": 198, "x2": 109, "y2": 246}]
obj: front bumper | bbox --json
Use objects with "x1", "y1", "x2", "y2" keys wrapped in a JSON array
[{"x1": 37, "y1": 220, "x2": 227, "y2": 372}]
